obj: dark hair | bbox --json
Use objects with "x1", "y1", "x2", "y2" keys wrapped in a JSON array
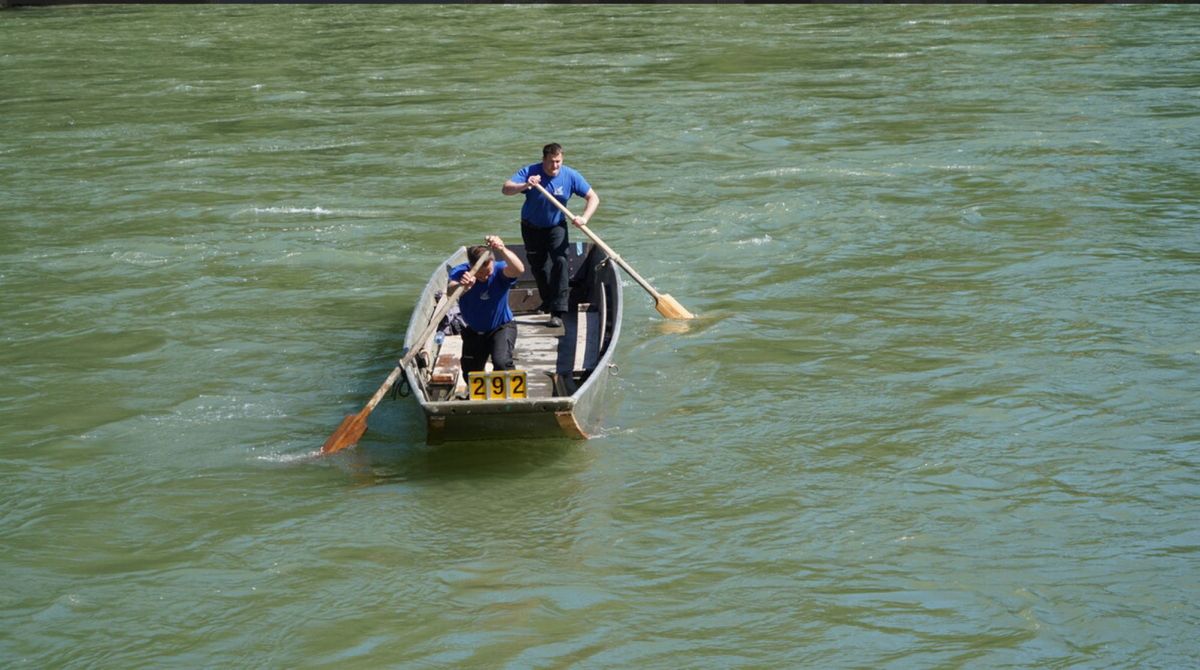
[
  {"x1": 542, "y1": 143, "x2": 562, "y2": 158},
  {"x1": 466, "y1": 245, "x2": 492, "y2": 267}
]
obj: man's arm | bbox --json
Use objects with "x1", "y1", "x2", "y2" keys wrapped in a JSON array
[
  {"x1": 447, "y1": 266, "x2": 475, "y2": 291},
  {"x1": 573, "y1": 189, "x2": 600, "y2": 227},
  {"x1": 502, "y1": 178, "x2": 529, "y2": 196},
  {"x1": 487, "y1": 236, "x2": 525, "y2": 277},
  {"x1": 503, "y1": 169, "x2": 541, "y2": 196}
]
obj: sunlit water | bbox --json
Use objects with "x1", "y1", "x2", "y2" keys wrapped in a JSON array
[{"x1": 2, "y1": 5, "x2": 1198, "y2": 668}]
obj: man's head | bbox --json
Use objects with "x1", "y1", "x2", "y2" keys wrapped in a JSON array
[
  {"x1": 541, "y1": 143, "x2": 563, "y2": 177},
  {"x1": 466, "y1": 245, "x2": 494, "y2": 280}
]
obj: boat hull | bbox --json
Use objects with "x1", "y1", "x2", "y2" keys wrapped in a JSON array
[{"x1": 400, "y1": 242, "x2": 622, "y2": 443}]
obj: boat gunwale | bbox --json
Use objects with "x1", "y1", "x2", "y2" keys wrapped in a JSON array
[{"x1": 400, "y1": 243, "x2": 622, "y2": 417}]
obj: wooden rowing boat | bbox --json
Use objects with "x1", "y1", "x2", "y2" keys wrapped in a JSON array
[{"x1": 398, "y1": 242, "x2": 623, "y2": 443}]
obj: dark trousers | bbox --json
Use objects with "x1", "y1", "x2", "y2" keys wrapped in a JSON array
[
  {"x1": 460, "y1": 321, "x2": 517, "y2": 374},
  {"x1": 521, "y1": 220, "x2": 570, "y2": 315}
]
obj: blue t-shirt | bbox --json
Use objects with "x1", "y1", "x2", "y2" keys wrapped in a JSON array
[
  {"x1": 448, "y1": 260, "x2": 518, "y2": 333},
  {"x1": 510, "y1": 163, "x2": 592, "y2": 228}
]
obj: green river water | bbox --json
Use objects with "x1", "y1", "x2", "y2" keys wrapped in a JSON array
[{"x1": 2, "y1": 4, "x2": 1198, "y2": 668}]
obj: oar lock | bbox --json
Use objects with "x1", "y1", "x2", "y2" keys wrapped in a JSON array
[{"x1": 390, "y1": 374, "x2": 411, "y2": 400}]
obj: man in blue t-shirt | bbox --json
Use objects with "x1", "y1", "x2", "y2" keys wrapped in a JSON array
[
  {"x1": 502, "y1": 143, "x2": 600, "y2": 329},
  {"x1": 447, "y1": 235, "x2": 526, "y2": 374}
]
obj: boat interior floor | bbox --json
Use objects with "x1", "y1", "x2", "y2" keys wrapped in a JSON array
[{"x1": 426, "y1": 305, "x2": 601, "y2": 401}]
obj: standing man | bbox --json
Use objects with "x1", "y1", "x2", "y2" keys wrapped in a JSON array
[
  {"x1": 502, "y1": 143, "x2": 600, "y2": 328},
  {"x1": 447, "y1": 235, "x2": 526, "y2": 374}
]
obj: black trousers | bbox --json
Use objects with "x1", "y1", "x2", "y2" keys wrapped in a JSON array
[
  {"x1": 460, "y1": 321, "x2": 517, "y2": 374},
  {"x1": 520, "y1": 220, "x2": 570, "y2": 315}
]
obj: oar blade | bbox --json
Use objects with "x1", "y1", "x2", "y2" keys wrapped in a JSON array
[
  {"x1": 655, "y1": 293, "x2": 695, "y2": 320},
  {"x1": 321, "y1": 412, "x2": 367, "y2": 455}
]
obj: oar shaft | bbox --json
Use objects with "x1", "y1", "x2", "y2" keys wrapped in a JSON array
[
  {"x1": 361, "y1": 365, "x2": 406, "y2": 415},
  {"x1": 576, "y1": 223, "x2": 661, "y2": 299},
  {"x1": 321, "y1": 251, "x2": 489, "y2": 455},
  {"x1": 528, "y1": 183, "x2": 661, "y2": 299},
  {"x1": 362, "y1": 252, "x2": 487, "y2": 415}
]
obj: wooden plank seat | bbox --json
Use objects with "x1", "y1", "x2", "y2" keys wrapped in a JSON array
[
  {"x1": 426, "y1": 306, "x2": 601, "y2": 401},
  {"x1": 427, "y1": 334, "x2": 464, "y2": 401}
]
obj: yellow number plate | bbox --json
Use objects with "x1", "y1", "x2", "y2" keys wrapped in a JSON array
[
  {"x1": 507, "y1": 370, "x2": 527, "y2": 399},
  {"x1": 467, "y1": 370, "x2": 527, "y2": 400}
]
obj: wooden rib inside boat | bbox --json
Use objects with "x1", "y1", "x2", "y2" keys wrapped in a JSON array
[{"x1": 400, "y1": 242, "x2": 622, "y2": 443}]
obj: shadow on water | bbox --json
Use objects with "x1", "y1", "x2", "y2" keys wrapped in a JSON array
[
  {"x1": 315, "y1": 317, "x2": 578, "y2": 484},
  {"x1": 344, "y1": 437, "x2": 576, "y2": 487}
]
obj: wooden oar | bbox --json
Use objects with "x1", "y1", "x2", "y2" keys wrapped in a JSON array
[
  {"x1": 320, "y1": 252, "x2": 489, "y2": 455},
  {"x1": 529, "y1": 182, "x2": 694, "y2": 320}
]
